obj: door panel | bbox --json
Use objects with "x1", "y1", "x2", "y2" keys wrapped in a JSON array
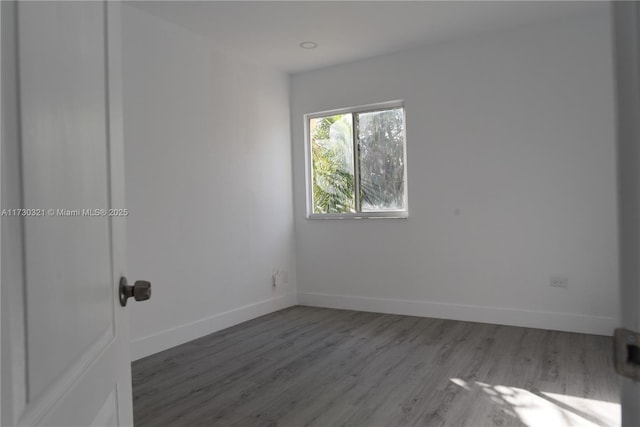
[
  {"x1": 1, "y1": 1, "x2": 133, "y2": 425},
  {"x1": 19, "y1": 1, "x2": 113, "y2": 401}
]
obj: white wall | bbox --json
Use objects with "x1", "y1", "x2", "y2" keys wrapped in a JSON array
[
  {"x1": 122, "y1": 5, "x2": 296, "y2": 360},
  {"x1": 291, "y1": 9, "x2": 619, "y2": 335}
]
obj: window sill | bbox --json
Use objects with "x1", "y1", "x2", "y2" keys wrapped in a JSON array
[{"x1": 306, "y1": 211, "x2": 408, "y2": 220}]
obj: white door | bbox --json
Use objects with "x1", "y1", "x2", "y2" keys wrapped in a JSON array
[
  {"x1": 1, "y1": 1, "x2": 137, "y2": 426},
  {"x1": 612, "y1": 2, "x2": 640, "y2": 426}
]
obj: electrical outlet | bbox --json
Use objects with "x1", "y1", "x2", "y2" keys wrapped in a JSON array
[
  {"x1": 272, "y1": 268, "x2": 289, "y2": 288},
  {"x1": 550, "y1": 277, "x2": 568, "y2": 288}
]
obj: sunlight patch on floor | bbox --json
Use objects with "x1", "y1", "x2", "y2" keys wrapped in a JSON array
[{"x1": 451, "y1": 378, "x2": 620, "y2": 427}]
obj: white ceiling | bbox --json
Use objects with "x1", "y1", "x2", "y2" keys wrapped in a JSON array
[{"x1": 128, "y1": 1, "x2": 605, "y2": 74}]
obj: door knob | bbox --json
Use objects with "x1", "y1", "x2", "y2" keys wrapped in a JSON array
[{"x1": 119, "y1": 277, "x2": 151, "y2": 306}]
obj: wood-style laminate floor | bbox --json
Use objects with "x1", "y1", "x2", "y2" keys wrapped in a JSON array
[{"x1": 132, "y1": 306, "x2": 620, "y2": 427}]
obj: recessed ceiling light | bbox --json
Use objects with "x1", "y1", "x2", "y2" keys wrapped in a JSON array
[{"x1": 299, "y1": 41, "x2": 318, "y2": 49}]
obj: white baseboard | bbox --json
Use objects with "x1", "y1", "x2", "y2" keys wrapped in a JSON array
[
  {"x1": 298, "y1": 291, "x2": 618, "y2": 336},
  {"x1": 130, "y1": 292, "x2": 297, "y2": 361},
  {"x1": 131, "y1": 291, "x2": 617, "y2": 360}
]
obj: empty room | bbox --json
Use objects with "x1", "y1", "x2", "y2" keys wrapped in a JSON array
[{"x1": 2, "y1": 1, "x2": 639, "y2": 426}]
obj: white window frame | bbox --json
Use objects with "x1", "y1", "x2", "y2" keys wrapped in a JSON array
[{"x1": 304, "y1": 100, "x2": 409, "y2": 219}]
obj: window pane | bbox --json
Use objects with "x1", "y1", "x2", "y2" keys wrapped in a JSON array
[
  {"x1": 309, "y1": 114, "x2": 355, "y2": 214},
  {"x1": 357, "y1": 108, "x2": 406, "y2": 211}
]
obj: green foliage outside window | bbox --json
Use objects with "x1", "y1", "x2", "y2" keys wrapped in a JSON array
[
  {"x1": 310, "y1": 115, "x2": 355, "y2": 213},
  {"x1": 309, "y1": 106, "x2": 406, "y2": 215}
]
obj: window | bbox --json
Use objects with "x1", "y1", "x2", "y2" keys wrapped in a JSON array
[{"x1": 305, "y1": 101, "x2": 408, "y2": 218}]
